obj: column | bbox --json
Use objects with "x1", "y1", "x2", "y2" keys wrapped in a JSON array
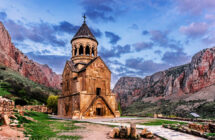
[
  {"x1": 94, "y1": 48, "x2": 97, "y2": 57},
  {"x1": 77, "y1": 46, "x2": 80, "y2": 56},
  {"x1": 90, "y1": 47, "x2": 92, "y2": 56},
  {"x1": 72, "y1": 47, "x2": 75, "y2": 56},
  {"x1": 83, "y1": 45, "x2": 86, "y2": 56}
]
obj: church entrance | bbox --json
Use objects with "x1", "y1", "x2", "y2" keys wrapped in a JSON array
[
  {"x1": 96, "y1": 108, "x2": 102, "y2": 116},
  {"x1": 95, "y1": 102, "x2": 103, "y2": 116}
]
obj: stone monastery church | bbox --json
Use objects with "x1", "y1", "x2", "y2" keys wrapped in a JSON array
[{"x1": 58, "y1": 17, "x2": 120, "y2": 119}]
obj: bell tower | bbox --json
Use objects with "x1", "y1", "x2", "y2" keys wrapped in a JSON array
[
  {"x1": 58, "y1": 15, "x2": 121, "y2": 119},
  {"x1": 71, "y1": 15, "x2": 98, "y2": 65}
]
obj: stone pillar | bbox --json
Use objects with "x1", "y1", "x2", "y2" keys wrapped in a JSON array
[
  {"x1": 83, "y1": 45, "x2": 86, "y2": 56},
  {"x1": 77, "y1": 46, "x2": 80, "y2": 56},
  {"x1": 90, "y1": 47, "x2": 92, "y2": 56},
  {"x1": 72, "y1": 47, "x2": 75, "y2": 56},
  {"x1": 95, "y1": 48, "x2": 97, "y2": 57}
]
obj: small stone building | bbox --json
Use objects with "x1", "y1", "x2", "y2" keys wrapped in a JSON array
[{"x1": 58, "y1": 19, "x2": 120, "y2": 119}]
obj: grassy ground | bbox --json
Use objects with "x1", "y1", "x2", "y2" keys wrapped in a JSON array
[
  {"x1": 140, "y1": 119, "x2": 187, "y2": 126},
  {"x1": 23, "y1": 112, "x2": 82, "y2": 140},
  {"x1": 0, "y1": 87, "x2": 11, "y2": 96},
  {"x1": 0, "y1": 65, "x2": 60, "y2": 104}
]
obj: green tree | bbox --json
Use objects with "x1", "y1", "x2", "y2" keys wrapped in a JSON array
[{"x1": 47, "y1": 95, "x2": 58, "y2": 114}]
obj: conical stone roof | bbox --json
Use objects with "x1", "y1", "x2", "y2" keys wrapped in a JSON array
[{"x1": 71, "y1": 22, "x2": 98, "y2": 44}]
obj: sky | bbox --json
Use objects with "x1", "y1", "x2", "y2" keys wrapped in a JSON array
[{"x1": 0, "y1": 0, "x2": 215, "y2": 88}]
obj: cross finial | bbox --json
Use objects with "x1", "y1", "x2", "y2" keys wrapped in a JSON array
[{"x1": 83, "y1": 14, "x2": 86, "y2": 23}]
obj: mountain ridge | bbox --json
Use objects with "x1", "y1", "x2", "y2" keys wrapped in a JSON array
[
  {"x1": 0, "y1": 21, "x2": 62, "y2": 89},
  {"x1": 113, "y1": 46, "x2": 215, "y2": 115}
]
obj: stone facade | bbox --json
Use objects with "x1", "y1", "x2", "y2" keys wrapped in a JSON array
[{"x1": 58, "y1": 20, "x2": 120, "y2": 119}]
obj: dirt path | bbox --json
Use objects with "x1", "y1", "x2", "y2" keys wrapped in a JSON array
[
  {"x1": 0, "y1": 125, "x2": 27, "y2": 140},
  {"x1": 58, "y1": 123, "x2": 125, "y2": 140}
]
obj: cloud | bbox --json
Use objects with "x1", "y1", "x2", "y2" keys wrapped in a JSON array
[
  {"x1": 133, "y1": 42, "x2": 153, "y2": 51},
  {"x1": 150, "y1": 30, "x2": 169, "y2": 45},
  {"x1": 125, "y1": 58, "x2": 169, "y2": 74},
  {"x1": 81, "y1": 0, "x2": 115, "y2": 22},
  {"x1": 176, "y1": 0, "x2": 215, "y2": 15},
  {"x1": 105, "y1": 31, "x2": 121, "y2": 45},
  {"x1": 142, "y1": 30, "x2": 149, "y2": 35},
  {"x1": 26, "y1": 52, "x2": 70, "y2": 74},
  {"x1": 148, "y1": 30, "x2": 182, "y2": 50},
  {"x1": 162, "y1": 50, "x2": 191, "y2": 65},
  {"x1": 180, "y1": 22, "x2": 208, "y2": 39},
  {"x1": 124, "y1": 49, "x2": 190, "y2": 76},
  {"x1": 202, "y1": 31, "x2": 215, "y2": 45},
  {"x1": 54, "y1": 21, "x2": 79, "y2": 34},
  {"x1": 54, "y1": 21, "x2": 102, "y2": 38},
  {"x1": 129, "y1": 24, "x2": 139, "y2": 30},
  {"x1": 205, "y1": 14, "x2": 215, "y2": 21},
  {"x1": 0, "y1": 11, "x2": 7, "y2": 20},
  {"x1": 99, "y1": 44, "x2": 131, "y2": 59},
  {"x1": 91, "y1": 28, "x2": 103, "y2": 38},
  {"x1": 4, "y1": 20, "x2": 66, "y2": 47},
  {"x1": 154, "y1": 50, "x2": 162, "y2": 55},
  {"x1": 2, "y1": 15, "x2": 102, "y2": 47}
]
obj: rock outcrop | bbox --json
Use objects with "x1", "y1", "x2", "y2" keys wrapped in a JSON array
[
  {"x1": 0, "y1": 22, "x2": 61, "y2": 89},
  {"x1": 113, "y1": 47, "x2": 215, "y2": 108}
]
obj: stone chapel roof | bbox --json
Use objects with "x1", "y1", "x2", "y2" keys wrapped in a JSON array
[
  {"x1": 67, "y1": 57, "x2": 98, "y2": 73},
  {"x1": 67, "y1": 57, "x2": 111, "y2": 73},
  {"x1": 71, "y1": 22, "x2": 98, "y2": 44}
]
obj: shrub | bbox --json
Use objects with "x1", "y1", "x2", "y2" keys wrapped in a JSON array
[
  {"x1": 0, "y1": 87, "x2": 11, "y2": 96},
  {"x1": 118, "y1": 102, "x2": 122, "y2": 115},
  {"x1": 47, "y1": 95, "x2": 58, "y2": 114},
  {"x1": 18, "y1": 89, "x2": 26, "y2": 96}
]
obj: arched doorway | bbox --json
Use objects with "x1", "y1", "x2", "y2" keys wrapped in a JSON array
[{"x1": 96, "y1": 103, "x2": 103, "y2": 116}]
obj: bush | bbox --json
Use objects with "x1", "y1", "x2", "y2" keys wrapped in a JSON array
[
  {"x1": 0, "y1": 66, "x2": 60, "y2": 104},
  {"x1": 0, "y1": 87, "x2": 11, "y2": 96},
  {"x1": 118, "y1": 102, "x2": 122, "y2": 115},
  {"x1": 47, "y1": 95, "x2": 58, "y2": 114},
  {"x1": 0, "y1": 82, "x2": 11, "y2": 90}
]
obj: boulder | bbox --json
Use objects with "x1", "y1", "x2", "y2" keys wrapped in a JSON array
[
  {"x1": 209, "y1": 123, "x2": 215, "y2": 133},
  {"x1": 140, "y1": 128, "x2": 154, "y2": 138},
  {"x1": 130, "y1": 123, "x2": 137, "y2": 138},
  {"x1": 10, "y1": 123, "x2": 18, "y2": 127},
  {"x1": 108, "y1": 130, "x2": 116, "y2": 138},
  {"x1": 119, "y1": 126, "x2": 127, "y2": 138},
  {"x1": 113, "y1": 127, "x2": 120, "y2": 137},
  {"x1": 191, "y1": 129, "x2": 201, "y2": 136},
  {"x1": 3, "y1": 114, "x2": 10, "y2": 125},
  {"x1": 126, "y1": 126, "x2": 131, "y2": 137}
]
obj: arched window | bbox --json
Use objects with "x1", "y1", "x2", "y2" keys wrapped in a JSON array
[
  {"x1": 92, "y1": 47, "x2": 94, "y2": 56},
  {"x1": 79, "y1": 45, "x2": 83, "y2": 55},
  {"x1": 86, "y1": 45, "x2": 90, "y2": 56},
  {"x1": 74, "y1": 47, "x2": 77, "y2": 56}
]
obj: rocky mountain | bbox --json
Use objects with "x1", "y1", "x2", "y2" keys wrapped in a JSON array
[
  {"x1": 113, "y1": 47, "x2": 215, "y2": 117},
  {"x1": 0, "y1": 22, "x2": 61, "y2": 89}
]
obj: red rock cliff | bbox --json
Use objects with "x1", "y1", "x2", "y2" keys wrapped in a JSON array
[
  {"x1": 0, "y1": 22, "x2": 61, "y2": 89},
  {"x1": 113, "y1": 47, "x2": 215, "y2": 108}
]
